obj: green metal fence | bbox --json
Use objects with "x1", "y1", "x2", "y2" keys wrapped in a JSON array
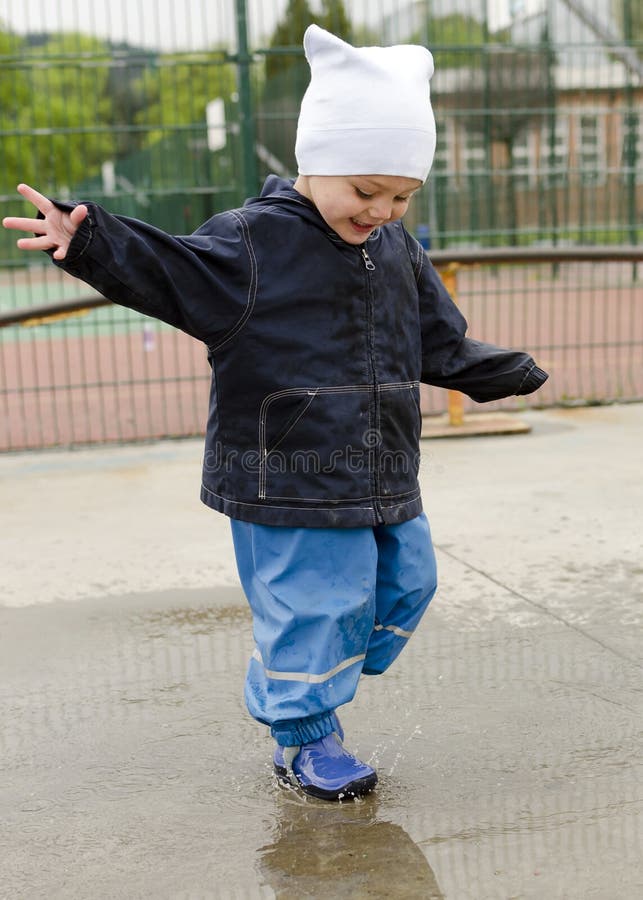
[{"x1": 0, "y1": 0, "x2": 641, "y2": 450}]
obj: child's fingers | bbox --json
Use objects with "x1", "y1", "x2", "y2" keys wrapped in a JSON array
[
  {"x1": 69, "y1": 204, "x2": 88, "y2": 226},
  {"x1": 16, "y1": 183, "x2": 54, "y2": 216},
  {"x1": 2, "y1": 215, "x2": 49, "y2": 234},
  {"x1": 16, "y1": 234, "x2": 59, "y2": 252}
]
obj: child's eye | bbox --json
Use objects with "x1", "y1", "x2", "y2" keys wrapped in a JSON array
[{"x1": 355, "y1": 188, "x2": 373, "y2": 199}]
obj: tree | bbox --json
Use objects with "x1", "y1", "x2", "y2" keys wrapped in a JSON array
[
  {"x1": 321, "y1": 0, "x2": 352, "y2": 42},
  {"x1": 1, "y1": 33, "x2": 116, "y2": 194},
  {"x1": 410, "y1": 13, "x2": 489, "y2": 68},
  {"x1": 104, "y1": 42, "x2": 156, "y2": 158},
  {"x1": 0, "y1": 28, "x2": 31, "y2": 193},
  {"x1": 135, "y1": 50, "x2": 235, "y2": 149},
  {"x1": 460, "y1": 45, "x2": 550, "y2": 243},
  {"x1": 259, "y1": 0, "x2": 352, "y2": 175},
  {"x1": 0, "y1": 25, "x2": 34, "y2": 265},
  {"x1": 265, "y1": 0, "x2": 318, "y2": 82},
  {"x1": 0, "y1": 28, "x2": 30, "y2": 109}
]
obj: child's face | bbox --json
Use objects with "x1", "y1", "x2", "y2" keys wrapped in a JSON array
[{"x1": 296, "y1": 174, "x2": 422, "y2": 245}]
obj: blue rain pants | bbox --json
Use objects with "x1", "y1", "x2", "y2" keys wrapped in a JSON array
[{"x1": 230, "y1": 513, "x2": 437, "y2": 747}]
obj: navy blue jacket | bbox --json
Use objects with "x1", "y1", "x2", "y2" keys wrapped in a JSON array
[{"x1": 54, "y1": 175, "x2": 548, "y2": 527}]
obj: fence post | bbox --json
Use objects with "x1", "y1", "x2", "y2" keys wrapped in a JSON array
[
  {"x1": 235, "y1": 0, "x2": 258, "y2": 200},
  {"x1": 423, "y1": 261, "x2": 532, "y2": 439},
  {"x1": 623, "y1": 0, "x2": 639, "y2": 279}
]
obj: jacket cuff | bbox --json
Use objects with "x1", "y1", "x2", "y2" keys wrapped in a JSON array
[
  {"x1": 62, "y1": 211, "x2": 94, "y2": 263},
  {"x1": 516, "y1": 365, "x2": 549, "y2": 395},
  {"x1": 38, "y1": 201, "x2": 95, "y2": 264}
]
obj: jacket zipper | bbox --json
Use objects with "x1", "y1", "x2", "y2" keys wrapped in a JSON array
[
  {"x1": 361, "y1": 247, "x2": 376, "y2": 270},
  {"x1": 360, "y1": 245, "x2": 383, "y2": 522}
]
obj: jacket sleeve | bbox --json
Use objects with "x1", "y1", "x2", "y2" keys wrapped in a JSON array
[
  {"x1": 49, "y1": 201, "x2": 253, "y2": 347},
  {"x1": 415, "y1": 245, "x2": 548, "y2": 402}
]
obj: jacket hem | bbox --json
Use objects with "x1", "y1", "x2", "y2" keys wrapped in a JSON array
[{"x1": 200, "y1": 483, "x2": 423, "y2": 528}]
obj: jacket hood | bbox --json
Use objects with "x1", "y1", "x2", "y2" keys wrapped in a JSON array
[
  {"x1": 246, "y1": 174, "x2": 380, "y2": 243},
  {"x1": 258, "y1": 173, "x2": 300, "y2": 198},
  {"x1": 245, "y1": 175, "x2": 323, "y2": 230}
]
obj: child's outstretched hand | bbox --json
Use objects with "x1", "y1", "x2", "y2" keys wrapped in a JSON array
[{"x1": 2, "y1": 183, "x2": 88, "y2": 261}]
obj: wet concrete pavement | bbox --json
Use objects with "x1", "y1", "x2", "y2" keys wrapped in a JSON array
[{"x1": 1, "y1": 405, "x2": 642, "y2": 899}]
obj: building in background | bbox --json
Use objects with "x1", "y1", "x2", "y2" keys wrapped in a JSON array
[{"x1": 385, "y1": 0, "x2": 642, "y2": 244}]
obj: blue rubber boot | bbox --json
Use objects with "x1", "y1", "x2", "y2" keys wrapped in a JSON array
[{"x1": 273, "y1": 731, "x2": 377, "y2": 801}]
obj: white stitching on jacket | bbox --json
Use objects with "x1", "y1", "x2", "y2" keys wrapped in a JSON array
[
  {"x1": 201, "y1": 483, "x2": 378, "y2": 512},
  {"x1": 208, "y1": 210, "x2": 257, "y2": 352},
  {"x1": 257, "y1": 382, "x2": 420, "y2": 499},
  {"x1": 200, "y1": 483, "x2": 421, "y2": 512}
]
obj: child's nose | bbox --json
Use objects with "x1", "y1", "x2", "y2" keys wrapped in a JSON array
[{"x1": 368, "y1": 199, "x2": 393, "y2": 222}]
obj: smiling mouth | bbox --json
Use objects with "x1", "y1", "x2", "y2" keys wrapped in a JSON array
[{"x1": 350, "y1": 218, "x2": 376, "y2": 231}]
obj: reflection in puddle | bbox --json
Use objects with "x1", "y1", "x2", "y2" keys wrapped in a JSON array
[{"x1": 258, "y1": 794, "x2": 443, "y2": 898}]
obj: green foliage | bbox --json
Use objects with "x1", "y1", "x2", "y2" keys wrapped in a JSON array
[
  {"x1": 0, "y1": 30, "x2": 30, "y2": 110},
  {"x1": 103, "y1": 44, "x2": 156, "y2": 158},
  {"x1": 0, "y1": 24, "x2": 236, "y2": 195},
  {"x1": 0, "y1": 31, "x2": 116, "y2": 193},
  {"x1": 350, "y1": 25, "x2": 380, "y2": 46},
  {"x1": 265, "y1": 0, "x2": 315, "y2": 82},
  {"x1": 265, "y1": 0, "x2": 352, "y2": 80},
  {"x1": 259, "y1": 0, "x2": 352, "y2": 173},
  {"x1": 613, "y1": 0, "x2": 643, "y2": 54},
  {"x1": 410, "y1": 14, "x2": 489, "y2": 68},
  {"x1": 321, "y1": 0, "x2": 352, "y2": 42},
  {"x1": 134, "y1": 50, "x2": 236, "y2": 147}
]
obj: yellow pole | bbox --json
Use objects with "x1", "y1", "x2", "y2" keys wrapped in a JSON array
[
  {"x1": 21, "y1": 308, "x2": 91, "y2": 327},
  {"x1": 436, "y1": 264, "x2": 464, "y2": 427}
]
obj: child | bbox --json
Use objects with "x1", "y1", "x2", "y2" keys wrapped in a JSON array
[{"x1": 3, "y1": 26, "x2": 548, "y2": 801}]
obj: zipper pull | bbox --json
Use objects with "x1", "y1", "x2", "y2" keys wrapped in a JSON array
[{"x1": 361, "y1": 247, "x2": 376, "y2": 271}]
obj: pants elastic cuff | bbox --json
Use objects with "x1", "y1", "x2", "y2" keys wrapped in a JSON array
[{"x1": 271, "y1": 710, "x2": 340, "y2": 747}]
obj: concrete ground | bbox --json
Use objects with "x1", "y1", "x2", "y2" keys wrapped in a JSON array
[{"x1": 1, "y1": 404, "x2": 641, "y2": 900}]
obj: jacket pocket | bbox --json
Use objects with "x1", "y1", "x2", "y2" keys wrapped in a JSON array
[
  {"x1": 259, "y1": 386, "x2": 372, "y2": 501},
  {"x1": 377, "y1": 382, "x2": 421, "y2": 500}
]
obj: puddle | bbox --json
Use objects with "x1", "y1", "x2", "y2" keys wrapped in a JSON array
[
  {"x1": 129, "y1": 603, "x2": 252, "y2": 639},
  {"x1": 1, "y1": 589, "x2": 641, "y2": 899}
]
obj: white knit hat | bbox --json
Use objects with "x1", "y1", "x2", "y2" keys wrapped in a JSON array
[{"x1": 295, "y1": 25, "x2": 436, "y2": 183}]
